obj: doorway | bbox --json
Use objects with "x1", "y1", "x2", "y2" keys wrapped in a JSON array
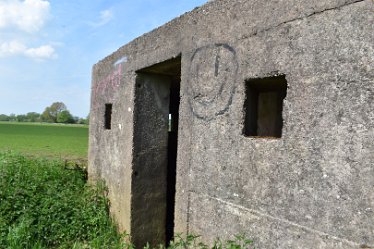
[{"x1": 132, "y1": 56, "x2": 181, "y2": 247}]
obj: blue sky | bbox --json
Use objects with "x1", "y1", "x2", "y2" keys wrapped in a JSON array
[{"x1": 0, "y1": 0, "x2": 208, "y2": 118}]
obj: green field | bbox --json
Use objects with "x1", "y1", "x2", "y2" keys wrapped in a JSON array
[{"x1": 0, "y1": 122, "x2": 88, "y2": 161}]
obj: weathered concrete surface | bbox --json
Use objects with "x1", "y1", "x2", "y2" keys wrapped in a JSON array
[
  {"x1": 131, "y1": 73, "x2": 171, "y2": 246},
  {"x1": 89, "y1": 0, "x2": 374, "y2": 248}
]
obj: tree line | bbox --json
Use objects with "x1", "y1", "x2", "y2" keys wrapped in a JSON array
[{"x1": 0, "y1": 102, "x2": 89, "y2": 125}]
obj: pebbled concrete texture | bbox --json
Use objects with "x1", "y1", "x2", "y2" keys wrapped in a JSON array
[{"x1": 89, "y1": 0, "x2": 374, "y2": 248}]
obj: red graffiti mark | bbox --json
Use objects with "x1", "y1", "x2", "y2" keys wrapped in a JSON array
[{"x1": 92, "y1": 64, "x2": 122, "y2": 108}]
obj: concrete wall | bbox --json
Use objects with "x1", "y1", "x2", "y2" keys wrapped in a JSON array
[{"x1": 89, "y1": 0, "x2": 374, "y2": 248}]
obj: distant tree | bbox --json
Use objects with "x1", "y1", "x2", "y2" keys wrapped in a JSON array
[
  {"x1": 41, "y1": 107, "x2": 54, "y2": 123},
  {"x1": 73, "y1": 116, "x2": 80, "y2": 124},
  {"x1": 57, "y1": 110, "x2": 74, "y2": 124},
  {"x1": 16, "y1": 114, "x2": 27, "y2": 122},
  {"x1": 76, "y1": 114, "x2": 89, "y2": 125},
  {"x1": 78, "y1": 118, "x2": 86, "y2": 125},
  {"x1": 25, "y1": 112, "x2": 41, "y2": 122},
  {"x1": 0, "y1": 114, "x2": 9, "y2": 121},
  {"x1": 42, "y1": 102, "x2": 67, "y2": 123},
  {"x1": 50, "y1": 102, "x2": 67, "y2": 117},
  {"x1": 9, "y1": 114, "x2": 16, "y2": 122},
  {"x1": 77, "y1": 117, "x2": 89, "y2": 125}
]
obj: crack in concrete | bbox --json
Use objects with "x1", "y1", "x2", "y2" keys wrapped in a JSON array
[
  {"x1": 239, "y1": 0, "x2": 367, "y2": 40},
  {"x1": 194, "y1": 192, "x2": 367, "y2": 247},
  {"x1": 270, "y1": 0, "x2": 366, "y2": 31}
]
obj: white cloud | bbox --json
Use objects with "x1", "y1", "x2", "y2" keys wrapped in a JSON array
[
  {"x1": 0, "y1": 40, "x2": 26, "y2": 55},
  {"x1": 0, "y1": 0, "x2": 50, "y2": 33},
  {"x1": 0, "y1": 40, "x2": 56, "y2": 60},
  {"x1": 88, "y1": 9, "x2": 113, "y2": 27},
  {"x1": 25, "y1": 45, "x2": 56, "y2": 59},
  {"x1": 100, "y1": 10, "x2": 113, "y2": 24},
  {"x1": 0, "y1": 1, "x2": 55, "y2": 60}
]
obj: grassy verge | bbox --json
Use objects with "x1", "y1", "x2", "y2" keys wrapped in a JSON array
[{"x1": 0, "y1": 152, "x2": 123, "y2": 249}]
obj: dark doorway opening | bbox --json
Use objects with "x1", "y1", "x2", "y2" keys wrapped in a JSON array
[
  {"x1": 166, "y1": 79, "x2": 180, "y2": 244},
  {"x1": 132, "y1": 56, "x2": 181, "y2": 247}
]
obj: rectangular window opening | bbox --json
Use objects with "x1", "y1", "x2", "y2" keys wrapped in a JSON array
[
  {"x1": 104, "y1": 103, "x2": 112, "y2": 130},
  {"x1": 244, "y1": 75, "x2": 287, "y2": 138}
]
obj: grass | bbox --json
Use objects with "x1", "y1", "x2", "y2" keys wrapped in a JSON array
[
  {"x1": 0, "y1": 122, "x2": 88, "y2": 161},
  {"x1": 0, "y1": 122, "x2": 255, "y2": 248},
  {"x1": 0, "y1": 152, "x2": 124, "y2": 249}
]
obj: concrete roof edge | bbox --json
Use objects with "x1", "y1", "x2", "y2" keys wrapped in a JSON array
[{"x1": 94, "y1": 0, "x2": 215, "y2": 66}]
